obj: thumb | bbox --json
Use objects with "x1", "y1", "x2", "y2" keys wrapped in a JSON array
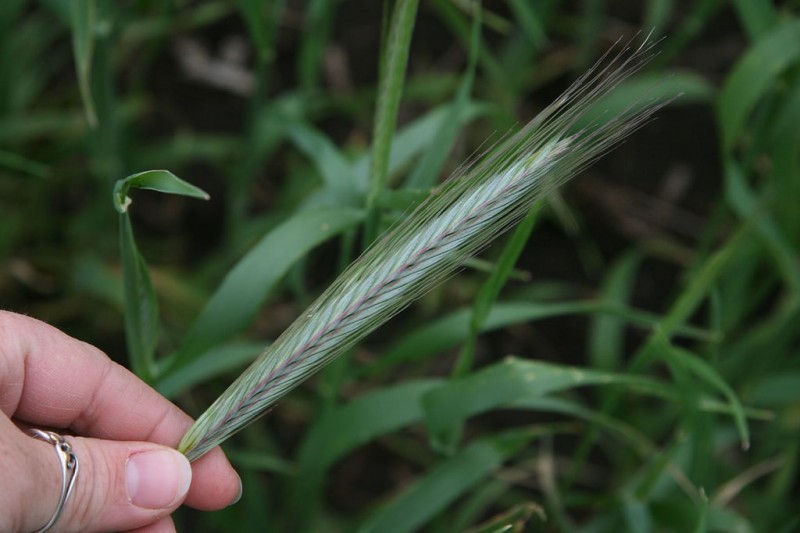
[{"x1": 15, "y1": 428, "x2": 192, "y2": 532}]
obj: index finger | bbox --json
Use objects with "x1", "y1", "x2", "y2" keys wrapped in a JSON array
[{"x1": 0, "y1": 311, "x2": 241, "y2": 510}]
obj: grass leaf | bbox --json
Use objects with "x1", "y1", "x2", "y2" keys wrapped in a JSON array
[
  {"x1": 404, "y1": 0, "x2": 480, "y2": 189},
  {"x1": 171, "y1": 208, "x2": 364, "y2": 370},
  {"x1": 113, "y1": 169, "x2": 209, "y2": 213},
  {"x1": 155, "y1": 342, "x2": 264, "y2": 398},
  {"x1": 289, "y1": 380, "x2": 442, "y2": 525},
  {"x1": 357, "y1": 429, "x2": 537, "y2": 533},
  {"x1": 286, "y1": 121, "x2": 362, "y2": 196},
  {"x1": 114, "y1": 170, "x2": 210, "y2": 381},
  {"x1": 589, "y1": 250, "x2": 644, "y2": 370},
  {"x1": 731, "y1": 0, "x2": 777, "y2": 40},
  {"x1": 718, "y1": 19, "x2": 800, "y2": 153},
  {"x1": 366, "y1": 300, "x2": 716, "y2": 377},
  {"x1": 69, "y1": 0, "x2": 97, "y2": 127},
  {"x1": 119, "y1": 214, "x2": 158, "y2": 381},
  {"x1": 366, "y1": 0, "x2": 420, "y2": 235},
  {"x1": 423, "y1": 358, "x2": 660, "y2": 450},
  {"x1": 663, "y1": 343, "x2": 750, "y2": 450},
  {"x1": 453, "y1": 206, "x2": 539, "y2": 377},
  {"x1": 355, "y1": 102, "x2": 487, "y2": 186}
]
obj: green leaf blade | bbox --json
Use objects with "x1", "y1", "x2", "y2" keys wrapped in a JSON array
[
  {"x1": 171, "y1": 208, "x2": 365, "y2": 370},
  {"x1": 70, "y1": 0, "x2": 97, "y2": 127},
  {"x1": 718, "y1": 19, "x2": 800, "y2": 153},
  {"x1": 366, "y1": 0, "x2": 420, "y2": 237},
  {"x1": 113, "y1": 170, "x2": 211, "y2": 381},
  {"x1": 113, "y1": 169, "x2": 210, "y2": 213},
  {"x1": 358, "y1": 430, "x2": 535, "y2": 533},
  {"x1": 119, "y1": 214, "x2": 159, "y2": 381}
]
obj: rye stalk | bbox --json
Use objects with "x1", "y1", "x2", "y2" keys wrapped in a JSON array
[{"x1": 179, "y1": 39, "x2": 672, "y2": 461}]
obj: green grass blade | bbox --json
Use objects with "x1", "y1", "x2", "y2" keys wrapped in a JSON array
[
  {"x1": 516, "y1": 396, "x2": 658, "y2": 458},
  {"x1": 651, "y1": 224, "x2": 749, "y2": 344},
  {"x1": 366, "y1": 0, "x2": 420, "y2": 230},
  {"x1": 453, "y1": 206, "x2": 539, "y2": 377},
  {"x1": 622, "y1": 498, "x2": 652, "y2": 533},
  {"x1": 718, "y1": 19, "x2": 800, "y2": 153},
  {"x1": 235, "y1": 0, "x2": 283, "y2": 63},
  {"x1": 662, "y1": 343, "x2": 750, "y2": 450},
  {"x1": 366, "y1": 300, "x2": 716, "y2": 377},
  {"x1": 296, "y1": 379, "x2": 442, "y2": 476},
  {"x1": 357, "y1": 429, "x2": 537, "y2": 533},
  {"x1": 748, "y1": 372, "x2": 800, "y2": 407},
  {"x1": 429, "y1": 0, "x2": 511, "y2": 106},
  {"x1": 767, "y1": 75, "x2": 800, "y2": 237},
  {"x1": 0, "y1": 108, "x2": 87, "y2": 143},
  {"x1": 656, "y1": 0, "x2": 722, "y2": 65},
  {"x1": 574, "y1": 0, "x2": 605, "y2": 71},
  {"x1": 506, "y1": 0, "x2": 546, "y2": 46},
  {"x1": 289, "y1": 380, "x2": 443, "y2": 525},
  {"x1": 643, "y1": 0, "x2": 674, "y2": 40},
  {"x1": 113, "y1": 170, "x2": 210, "y2": 213},
  {"x1": 0, "y1": 149, "x2": 51, "y2": 178},
  {"x1": 693, "y1": 485, "x2": 710, "y2": 533},
  {"x1": 297, "y1": 0, "x2": 336, "y2": 89},
  {"x1": 132, "y1": 133, "x2": 240, "y2": 169},
  {"x1": 355, "y1": 102, "x2": 487, "y2": 186},
  {"x1": 155, "y1": 342, "x2": 264, "y2": 398},
  {"x1": 731, "y1": 0, "x2": 777, "y2": 40},
  {"x1": 423, "y1": 358, "x2": 661, "y2": 450},
  {"x1": 69, "y1": 0, "x2": 97, "y2": 127},
  {"x1": 171, "y1": 208, "x2": 364, "y2": 370},
  {"x1": 719, "y1": 298, "x2": 800, "y2": 382},
  {"x1": 451, "y1": 480, "x2": 513, "y2": 533},
  {"x1": 376, "y1": 188, "x2": 430, "y2": 211},
  {"x1": 707, "y1": 505, "x2": 755, "y2": 533},
  {"x1": 72, "y1": 254, "x2": 124, "y2": 308},
  {"x1": 404, "y1": 0, "x2": 480, "y2": 189},
  {"x1": 724, "y1": 161, "x2": 800, "y2": 294},
  {"x1": 119, "y1": 214, "x2": 158, "y2": 381},
  {"x1": 589, "y1": 250, "x2": 643, "y2": 370},
  {"x1": 468, "y1": 210, "x2": 540, "y2": 331},
  {"x1": 286, "y1": 121, "x2": 362, "y2": 196},
  {"x1": 114, "y1": 170, "x2": 210, "y2": 382}
]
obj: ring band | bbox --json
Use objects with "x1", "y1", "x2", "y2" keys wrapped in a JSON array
[{"x1": 28, "y1": 429, "x2": 79, "y2": 533}]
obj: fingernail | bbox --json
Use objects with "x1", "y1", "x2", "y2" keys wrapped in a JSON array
[
  {"x1": 126, "y1": 449, "x2": 192, "y2": 509},
  {"x1": 232, "y1": 473, "x2": 243, "y2": 505}
]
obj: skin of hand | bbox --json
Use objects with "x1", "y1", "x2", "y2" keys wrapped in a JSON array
[{"x1": 0, "y1": 311, "x2": 242, "y2": 533}]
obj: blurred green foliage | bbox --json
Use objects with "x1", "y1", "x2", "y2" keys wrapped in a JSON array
[{"x1": 2, "y1": 0, "x2": 800, "y2": 531}]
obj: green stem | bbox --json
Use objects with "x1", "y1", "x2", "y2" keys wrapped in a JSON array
[{"x1": 366, "y1": 0, "x2": 420, "y2": 243}]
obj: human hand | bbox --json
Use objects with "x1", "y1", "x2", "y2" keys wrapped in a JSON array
[{"x1": 0, "y1": 311, "x2": 241, "y2": 532}]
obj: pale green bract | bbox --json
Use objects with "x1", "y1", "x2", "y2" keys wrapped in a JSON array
[{"x1": 179, "y1": 39, "x2": 672, "y2": 461}]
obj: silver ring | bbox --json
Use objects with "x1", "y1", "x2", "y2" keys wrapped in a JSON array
[{"x1": 28, "y1": 429, "x2": 79, "y2": 533}]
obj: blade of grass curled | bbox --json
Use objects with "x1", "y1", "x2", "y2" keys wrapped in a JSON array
[{"x1": 179, "y1": 39, "x2": 673, "y2": 461}]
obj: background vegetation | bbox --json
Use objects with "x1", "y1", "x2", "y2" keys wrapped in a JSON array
[{"x1": 2, "y1": 0, "x2": 799, "y2": 531}]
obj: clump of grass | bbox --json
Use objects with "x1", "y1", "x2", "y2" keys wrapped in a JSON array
[{"x1": 178, "y1": 39, "x2": 672, "y2": 462}]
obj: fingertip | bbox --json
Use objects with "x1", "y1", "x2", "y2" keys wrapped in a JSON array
[{"x1": 184, "y1": 447, "x2": 242, "y2": 510}]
